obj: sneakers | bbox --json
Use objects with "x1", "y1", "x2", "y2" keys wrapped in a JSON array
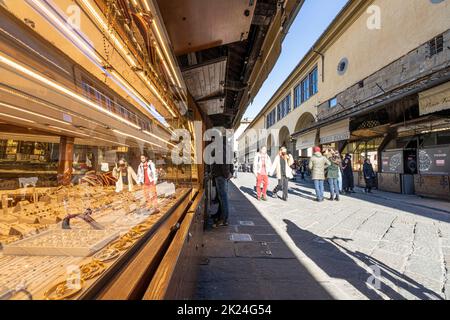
[{"x1": 212, "y1": 220, "x2": 229, "y2": 228}]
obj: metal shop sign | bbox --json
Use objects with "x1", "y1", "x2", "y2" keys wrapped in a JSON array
[
  {"x1": 381, "y1": 150, "x2": 404, "y2": 174},
  {"x1": 419, "y1": 82, "x2": 450, "y2": 115},
  {"x1": 320, "y1": 132, "x2": 350, "y2": 144},
  {"x1": 419, "y1": 146, "x2": 450, "y2": 175}
]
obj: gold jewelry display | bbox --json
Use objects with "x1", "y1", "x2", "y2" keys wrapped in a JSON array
[
  {"x1": 79, "y1": 260, "x2": 106, "y2": 280},
  {"x1": 93, "y1": 248, "x2": 120, "y2": 262},
  {"x1": 109, "y1": 237, "x2": 134, "y2": 251},
  {"x1": 44, "y1": 280, "x2": 84, "y2": 300},
  {"x1": 123, "y1": 229, "x2": 143, "y2": 240}
]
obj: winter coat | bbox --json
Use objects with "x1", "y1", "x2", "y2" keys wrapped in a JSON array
[
  {"x1": 137, "y1": 161, "x2": 158, "y2": 185},
  {"x1": 342, "y1": 157, "x2": 354, "y2": 189},
  {"x1": 308, "y1": 152, "x2": 331, "y2": 180},
  {"x1": 270, "y1": 154, "x2": 294, "y2": 179},
  {"x1": 253, "y1": 153, "x2": 272, "y2": 176},
  {"x1": 363, "y1": 162, "x2": 376, "y2": 180},
  {"x1": 113, "y1": 165, "x2": 138, "y2": 192},
  {"x1": 326, "y1": 156, "x2": 341, "y2": 179}
]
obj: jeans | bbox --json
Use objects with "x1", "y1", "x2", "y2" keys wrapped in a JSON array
[
  {"x1": 274, "y1": 177, "x2": 289, "y2": 200},
  {"x1": 256, "y1": 174, "x2": 269, "y2": 199},
  {"x1": 314, "y1": 180, "x2": 325, "y2": 201},
  {"x1": 365, "y1": 178, "x2": 374, "y2": 192},
  {"x1": 143, "y1": 183, "x2": 158, "y2": 208},
  {"x1": 215, "y1": 176, "x2": 229, "y2": 222},
  {"x1": 328, "y1": 178, "x2": 339, "y2": 199}
]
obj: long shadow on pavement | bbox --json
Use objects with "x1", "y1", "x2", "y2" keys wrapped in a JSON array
[
  {"x1": 196, "y1": 183, "x2": 335, "y2": 300},
  {"x1": 239, "y1": 186, "x2": 278, "y2": 200},
  {"x1": 294, "y1": 180, "x2": 450, "y2": 223},
  {"x1": 284, "y1": 219, "x2": 443, "y2": 300}
]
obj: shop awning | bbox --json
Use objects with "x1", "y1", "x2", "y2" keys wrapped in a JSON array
[
  {"x1": 319, "y1": 118, "x2": 350, "y2": 144},
  {"x1": 419, "y1": 81, "x2": 450, "y2": 115},
  {"x1": 295, "y1": 130, "x2": 317, "y2": 150}
]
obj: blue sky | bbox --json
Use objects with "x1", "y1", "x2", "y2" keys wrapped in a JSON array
[{"x1": 244, "y1": 0, "x2": 349, "y2": 119}]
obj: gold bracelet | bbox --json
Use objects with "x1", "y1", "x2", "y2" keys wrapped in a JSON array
[
  {"x1": 79, "y1": 260, "x2": 105, "y2": 280},
  {"x1": 44, "y1": 280, "x2": 84, "y2": 300},
  {"x1": 93, "y1": 248, "x2": 120, "y2": 262}
]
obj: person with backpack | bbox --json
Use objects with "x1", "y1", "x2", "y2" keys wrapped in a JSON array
[
  {"x1": 253, "y1": 146, "x2": 272, "y2": 201},
  {"x1": 326, "y1": 149, "x2": 342, "y2": 201}
]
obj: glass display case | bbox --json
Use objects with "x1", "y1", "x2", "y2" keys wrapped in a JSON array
[
  {"x1": 0, "y1": 133, "x2": 200, "y2": 299},
  {"x1": 0, "y1": 0, "x2": 205, "y2": 300}
]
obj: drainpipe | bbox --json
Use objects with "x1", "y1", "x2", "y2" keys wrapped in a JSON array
[{"x1": 313, "y1": 50, "x2": 325, "y2": 82}]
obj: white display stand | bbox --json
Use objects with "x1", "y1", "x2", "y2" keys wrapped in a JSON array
[{"x1": 3, "y1": 229, "x2": 119, "y2": 257}]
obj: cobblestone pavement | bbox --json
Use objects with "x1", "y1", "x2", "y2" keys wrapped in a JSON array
[{"x1": 232, "y1": 173, "x2": 450, "y2": 300}]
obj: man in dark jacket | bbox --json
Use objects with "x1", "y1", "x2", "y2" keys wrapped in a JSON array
[
  {"x1": 342, "y1": 154, "x2": 355, "y2": 194},
  {"x1": 363, "y1": 158, "x2": 376, "y2": 193},
  {"x1": 212, "y1": 162, "x2": 233, "y2": 227}
]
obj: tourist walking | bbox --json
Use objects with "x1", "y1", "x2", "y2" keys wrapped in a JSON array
[
  {"x1": 270, "y1": 147, "x2": 294, "y2": 201},
  {"x1": 309, "y1": 146, "x2": 330, "y2": 202},
  {"x1": 363, "y1": 158, "x2": 376, "y2": 193},
  {"x1": 342, "y1": 153, "x2": 355, "y2": 194},
  {"x1": 233, "y1": 159, "x2": 239, "y2": 179},
  {"x1": 253, "y1": 146, "x2": 272, "y2": 201},
  {"x1": 113, "y1": 158, "x2": 138, "y2": 193},
  {"x1": 137, "y1": 154, "x2": 159, "y2": 212},
  {"x1": 326, "y1": 150, "x2": 341, "y2": 201}
]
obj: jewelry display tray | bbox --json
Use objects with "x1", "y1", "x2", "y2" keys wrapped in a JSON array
[{"x1": 2, "y1": 229, "x2": 119, "y2": 257}]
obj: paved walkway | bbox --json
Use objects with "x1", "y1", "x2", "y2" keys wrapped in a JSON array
[{"x1": 196, "y1": 173, "x2": 450, "y2": 300}]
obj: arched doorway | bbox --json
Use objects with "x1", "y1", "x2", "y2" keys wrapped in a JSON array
[
  {"x1": 295, "y1": 112, "x2": 315, "y2": 133},
  {"x1": 279, "y1": 126, "x2": 293, "y2": 155},
  {"x1": 294, "y1": 112, "x2": 316, "y2": 157}
]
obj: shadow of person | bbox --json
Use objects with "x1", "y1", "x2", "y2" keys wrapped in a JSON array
[
  {"x1": 325, "y1": 237, "x2": 443, "y2": 300},
  {"x1": 239, "y1": 186, "x2": 257, "y2": 198},
  {"x1": 284, "y1": 219, "x2": 396, "y2": 300},
  {"x1": 288, "y1": 189, "x2": 317, "y2": 201}
]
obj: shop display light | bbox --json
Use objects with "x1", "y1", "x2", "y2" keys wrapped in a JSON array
[
  {"x1": 27, "y1": 0, "x2": 102, "y2": 64},
  {"x1": 112, "y1": 129, "x2": 163, "y2": 148},
  {"x1": 48, "y1": 125, "x2": 90, "y2": 137},
  {"x1": 0, "y1": 52, "x2": 141, "y2": 130},
  {"x1": 0, "y1": 112, "x2": 35, "y2": 123},
  {"x1": 142, "y1": 130, "x2": 176, "y2": 148},
  {"x1": 0, "y1": 101, "x2": 69, "y2": 125}
]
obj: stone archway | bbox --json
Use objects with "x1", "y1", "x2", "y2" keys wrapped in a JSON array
[
  {"x1": 295, "y1": 112, "x2": 315, "y2": 133},
  {"x1": 294, "y1": 112, "x2": 316, "y2": 157},
  {"x1": 279, "y1": 126, "x2": 293, "y2": 155}
]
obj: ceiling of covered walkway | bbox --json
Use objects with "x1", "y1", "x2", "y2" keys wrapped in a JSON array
[{"x1": 156, "y1": 0, "x2": 304, "y2": 128}]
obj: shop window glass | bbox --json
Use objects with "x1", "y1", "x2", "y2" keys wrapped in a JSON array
[
  {"x1": 294, "y1": 85, "x2": 301, "y2": 109},
  {"x1": 301, "y1": 77, "x2": 309, "y2": 103},
  {"x1": 309, "y1": 67, "x2": 318, "y2": 96}
]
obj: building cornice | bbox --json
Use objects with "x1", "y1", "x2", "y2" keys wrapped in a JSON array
[{"x1": 243, "y1": 0, "x2": 373, "y2": 136}]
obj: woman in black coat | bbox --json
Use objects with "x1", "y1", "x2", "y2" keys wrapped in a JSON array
[
  {"x1": 363, "y1": 158, "x2": 376, "y2": 193},
  {"x1": 342, "y1": 154, "x2": 354, "y2": 194}
]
